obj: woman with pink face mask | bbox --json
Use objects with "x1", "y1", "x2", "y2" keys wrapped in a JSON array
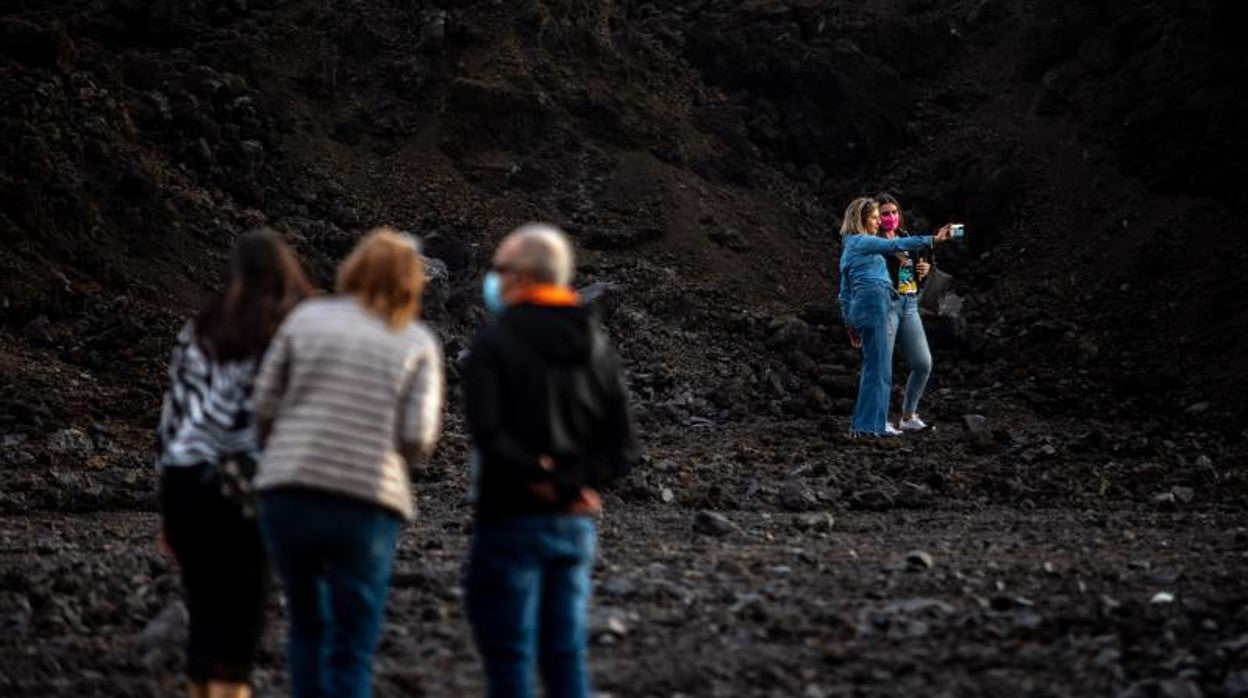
[
  {"x1": 838, "y1": 197, "x2": 953, "y2": 438},
  {"x1": 875, "y1": 192, "x2": 935, "y2": 432}
]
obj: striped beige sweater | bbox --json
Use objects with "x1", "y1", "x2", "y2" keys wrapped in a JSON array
[{"x1": 251, "y1": 296, "x2": 444, "y2": 519}]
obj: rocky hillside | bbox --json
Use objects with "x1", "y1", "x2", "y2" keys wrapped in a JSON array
[
  {"x1": 4, "y1": 2, "x2": 1248, "y2": 696},
  {"x1": 3, "y1": 0, "x2": 1244, "y2": 498}
]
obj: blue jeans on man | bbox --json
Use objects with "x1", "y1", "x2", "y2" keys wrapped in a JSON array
[
  {"x1": 465, "y1": 515, "x2": 597, "y2": 698},
  {"x1": 887, "y1": 293, "x2": 932, "y2": 416},
  {"x1": 848, "y1": 284, "x2": 898, "y2": 435},
  {"x1": 259, "y1": 488, "x2": 401, "y2": 698}
]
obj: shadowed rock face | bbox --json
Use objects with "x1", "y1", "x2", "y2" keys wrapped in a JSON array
[
  {"x1": 1, "y1": 0, "x2": 1242, "y2": 415},
  {"x1": 1, "y1": 1, "x2": 1246, "y2": 695}
]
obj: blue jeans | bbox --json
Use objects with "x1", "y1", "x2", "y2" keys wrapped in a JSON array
[
  {"x1": 849, "y1": 285, "x2": 897, "y2": 435},
  {"x1": 888, "y1": 294, "x2": 932, "y2": 416},
  {"x1": 465, "y1": 515, "x2": 597, "y2": 698},
  {"x1": 259, "y1": 489, "x2": 401, "y2": 698}
]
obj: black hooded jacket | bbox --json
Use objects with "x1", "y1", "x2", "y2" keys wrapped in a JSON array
[{"x1": 463, "y1": 302, "x2": 640, "y2": 522}]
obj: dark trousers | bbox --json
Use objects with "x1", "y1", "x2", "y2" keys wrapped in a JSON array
[
  {"x1": 259, "y1": 488, "x2": 401, "y2": 698},
  {"x1": 160, "y1": 465, "x2": 268, "y2": 684},
  {"x1": 465, "y1": 515, "x2": 597, "y2": 698}
]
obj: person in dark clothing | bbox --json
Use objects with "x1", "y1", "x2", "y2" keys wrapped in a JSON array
[
  {"x1": 463, "y1": 223, "x2": 640, "y2": 698},
  {"x1": 156, "y1": 227, "x2": 315, "y2": 698}
]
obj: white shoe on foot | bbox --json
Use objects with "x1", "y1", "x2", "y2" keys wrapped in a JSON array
[
  {"x1": 883, "y1": 423, "x2": 904, "y2": 437},
  {"x1": 898, "y1": 416, "x2": 928, "y2": 432}
]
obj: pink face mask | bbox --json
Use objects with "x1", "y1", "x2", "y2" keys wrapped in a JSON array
[{"x1": 879, "y1": 212, "x2": 900, "y2": 232}]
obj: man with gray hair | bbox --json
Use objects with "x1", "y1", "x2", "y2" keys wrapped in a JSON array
[{"x1": 463, "y1": 222, "x2": 639, "y2": 698}]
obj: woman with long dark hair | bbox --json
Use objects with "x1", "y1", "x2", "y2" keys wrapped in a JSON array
[
  {"x1": 876, "y1": 192, "x2": 935, "y2": 432},
  {"x1": 157, "y1": 227, "x2": 315, "y2": 698},
  {"x1": 837, "y1": 198, "x2": 951, "y2": 437}
]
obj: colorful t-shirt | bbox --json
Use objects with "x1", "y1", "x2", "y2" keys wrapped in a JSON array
[{"x1": 896, "y1": 258, "x2": 918, "y2": 295}]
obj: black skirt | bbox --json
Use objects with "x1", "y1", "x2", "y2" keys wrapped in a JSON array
[{"x1": 160, "y1": 464, "x2": 269, "y2": 684}]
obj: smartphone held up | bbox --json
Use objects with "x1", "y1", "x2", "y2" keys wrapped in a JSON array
[{"x1": 949, "y1": 223, "x2": 965, "y2": 238}]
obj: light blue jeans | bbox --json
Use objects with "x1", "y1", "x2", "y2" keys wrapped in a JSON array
[
  {"x1": 888, "y1": 294, "x2": 932, "y2": 416},
  {"x1": 848, "y1": 284, "x2": 897, "y2": 435}
]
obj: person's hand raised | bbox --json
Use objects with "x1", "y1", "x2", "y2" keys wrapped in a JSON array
[{"x1": 933, "y1": 223, "x2": 954, "y2": 243}]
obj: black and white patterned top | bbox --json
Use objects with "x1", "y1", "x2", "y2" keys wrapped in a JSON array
[{"x1": 157, "y1": 322, "x2": 260, "y2": 469}]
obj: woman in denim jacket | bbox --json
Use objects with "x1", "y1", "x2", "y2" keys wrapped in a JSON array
[{"x1": 837, "y1": 197, "x2": 952, "y2": 437}]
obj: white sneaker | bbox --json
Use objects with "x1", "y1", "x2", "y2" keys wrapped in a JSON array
[
  {"x1": 883, "y1": 423, "x2": 904, "y2": 437},
  {"x1": 898, "y1": 416, "x2": 928, "y2": 432}
]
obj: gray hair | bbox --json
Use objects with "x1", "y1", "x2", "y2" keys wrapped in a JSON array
[{"x1": 507, "y1": 223, "x2": 575, "y2": 285}]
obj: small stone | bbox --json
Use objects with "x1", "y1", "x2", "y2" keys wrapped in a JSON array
[
  {"x1": 989, "y1": 595, "x2": 1013, "y2": 611},
  {"x1": 3, "y1": 445, "x2": 35, "y2": 468},
  {"x1": 778, "y1": 480, "x2": 818, "y2": 512},
  {"x1": 795, "y1": 512, "x2": 835, "y2": 533},
  {"x1": 1172, "y1": 487, "x2": 1195, "y2": 504},
  {"x1": 1093, "y1": 647, "x2": 1122, "y2": 668},
  {"x1": 877, "y1": 598, "x2": 954, "y2": 616},
  {"x1": 1195, "y1": 455, "x2": 1213, "y2": 469},
  {"x1": 904, "y1": 550, "x2": 934, "y2": 570},
  {"x1": 1151, "y1": 591, "x2": 1176, "y2": 605},
  {"x1": 693, "y1": 511, "x2": 740, "y2": 537},
  {"x1": 658, "y1": 487, "x2": 675, "y2": 503},
  {"x1": 421, "y1": 8, "x2": 448, "y2": 49},
  {"x1": 598, "y1": 578, "x2": 636, "y2": 598},
  {"x1": 708, "y1": 227, "x2": 751, "y2": 252},
  {"x1": 766, "y1": 316, "x2": 810, "y2": 349},
  {"x1": 1184, "y1": 402, "x2": 1211, "y2": 414},
  {"x1": 589, "y1": 606, "x2": 631, "y2": 641},
  {"x1": 22, "y1": 315, "x2": 54, "y2": 345},
  {"x1": 848, "y1": 488, "x2": 895, "y2": 511},
  {"x1": 421, "y1": 255, "x2": 450, "y2": 284},
  {"x1": 0, "y1": 591, "x2": 33, "y2": 636},
  {"x1": 1223, "y1": 669, "x2": 1248, "y2": 696},
  {"x1": 653, "y1": 458, "x2": 681, "y2": 473},
  {"x1": 47, "y1": 428, "x2": 94, "y2": 454},
  {"x1": 1157, "y1": 678, "x2": 1203, "y2": 698},
  {"x1": 137, "y1": 601, "x2": 188, "y2": 651},
  {"x1": 1152, "y1": 491, "x2": 1178, "y2": 509},
  {"x1": 578, "y1": 282, "x2": 622, "y2": 319},
  {"x1": 963, "y1": 413, "x2": 989, "y2": 431},
  {"x1": 962, "y1": 414, "x2": 994, "y2": 447},
  {"x1": 1014, "y1": 610, "x2": 1043, "y2": 630}
]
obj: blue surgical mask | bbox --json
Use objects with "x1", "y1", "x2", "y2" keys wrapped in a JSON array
[{"x1": 482, "y1": 271, "x2": 505, "y2": 315}]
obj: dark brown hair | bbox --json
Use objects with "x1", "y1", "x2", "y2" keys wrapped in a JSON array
[
  {"x1": 874, "y1": 192, "x2": 906, "y2": 233},
  {"x1": 195, "y1": 227, "x2": 315, "y2": 361},
  {"x1": 336, "y1": 227, "x2": 425, "y2": 329}
]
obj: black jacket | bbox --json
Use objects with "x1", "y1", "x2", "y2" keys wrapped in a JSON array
[{"x1": 463, "y1": 302, "x2": 640, "y2": 521}]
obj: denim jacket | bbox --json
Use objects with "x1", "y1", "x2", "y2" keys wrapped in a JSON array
[{"x1": 837, "y1": 234, "x2": 934, "y2": 325}]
